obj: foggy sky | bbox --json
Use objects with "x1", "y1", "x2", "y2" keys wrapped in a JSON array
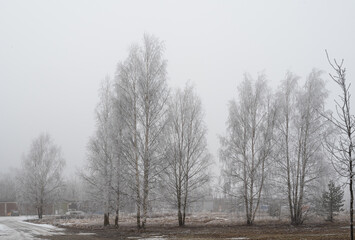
[{"x1": 1, "y1": 0, "x2": 354, "y2": 176}]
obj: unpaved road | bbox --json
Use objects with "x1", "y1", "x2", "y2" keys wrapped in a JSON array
[{"x1": 0, "y1": 216, "x2": 66, "y2": 240}]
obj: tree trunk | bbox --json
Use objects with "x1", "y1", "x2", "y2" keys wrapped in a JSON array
[
  {"x1": 136, "y1": 201, "x2": 141, "y2": 229},
  {"x1": 350, "y1": 151, "x2": 353, "y2": 240},
  {"x1": 285, "y1": 111, "x2": 295, "y2": 224},
  {"x1": 134, "y1": 98, "x2": 141, "y2": 229},
  {"x1": 243, "y1": 169, "x2": 249, "y2": 224},
  {"x1": 182, "y1": 192, "x2": 188, "y2": 226},
  {"x1": 182, "y1": 206, "x2": 186, "y2": 226},
  {"x1": 135, "y1": 160, "x2": 141, "y2": 229},
  {"x1": 133, "y1": 82, "x2": 141, "y2": 229},
  {"x1": 330, "y1": 198, "x2": 333, "y2": 222},
  {"x1": 37, "y1": 206, "x2": 43, "y2": 219},
  {"x1": 38, "y1": 197, "x2": 43, "y2": 219},
  {"x1": 115, "y1": 210, "x2": 119, "y2": 227},
  {"x1": 104, "y1": 213, "x2": 110, "y2": 226},
  {"x1": 104, "y1": 161, "x2": 111, "y2": 227},
  {"x1": 142, "y1": 158, "x2": 149, "y2": 229},
  {"x1": 182, "y1": 164, "x2": 189, "y2": 226},
  {"x1": 178, "y1": 207, "x2": 183, "y2": 226},
  {"x1": 177, "y1": 186, "x2": 183, "y2": 226},
  {"x1": 142, "y1": 99, "x2": 150, "y2": 229},
  {"x1": 115, "y1": 191, "x2": 119, "y2": 227}
]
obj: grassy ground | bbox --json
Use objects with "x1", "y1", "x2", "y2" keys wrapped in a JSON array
[{"x1": 33, "y1": 213, "x2": 351, "y2": 240}]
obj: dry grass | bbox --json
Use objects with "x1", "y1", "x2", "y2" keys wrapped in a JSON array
[{"x1": 32, "y1": 212, "x2": 352, "y2": 240}]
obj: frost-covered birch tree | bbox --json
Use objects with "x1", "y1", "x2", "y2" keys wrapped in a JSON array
[
  {"x1": 110, "y1": 117, "x2": 125, "y2": 228},
  {"x1": 116, "y1": 45, "x2": 143, "y2": 228},
  {"x1": 220, "y1": 73, "x2": 276, "y2": 225},
  {"x1": 115, "y1": 34, "x2": 169, "y2": 229},
  {"x1": 138, "y1": 34, "x2": 169, "y2": 228},
  {"x1": 82, "y1": 77, "x2": 116, "y2": 226},
  {"x1": 275, "y1": 70, "x2": 328, "y2": 225},
  {"x1": 17, "y1": 133, "x2": 65, "y2": 219},
  {"x1": 164, "y1": 84, "x2": 211, "y2": 226}
]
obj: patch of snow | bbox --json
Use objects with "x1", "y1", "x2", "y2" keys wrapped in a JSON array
[
  {"x1": 60, "y1": 222, "x2": 75, "y2": 226},
  {"x1": 227, "y1": 238, "x2": 250, "y2": 240},
  {"x1": 21, "y1": 220, "x2": 60, "y2": 230},
  {"x1": 77, "y1": 232, "x2": 96, "y2": 236},
  {"x1": 128, "y1": 237, "x2": 167, "y2": 240},
  {"x1": 16, "y1": 216, "x2": 38, "y2": 221},
  {"x1": 0, "y1": 216, "x2": 65, "y2": 240},
  {"x1": 0, "y1": 223, "x2": 10, "y2": 231},
  {"x1": 140, "y1": 236, "x2": 167, "y2": 240}
]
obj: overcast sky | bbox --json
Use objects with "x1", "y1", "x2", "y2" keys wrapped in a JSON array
[{"x1": 1, "y1": 0, "x2": 354, "y2": 176}]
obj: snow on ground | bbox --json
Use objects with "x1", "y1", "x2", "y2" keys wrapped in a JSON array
[
  {"x1": 0, "y1": 216, "x2": 64, "y2": 240},
  {"x1": 0, "y1": 223, "x2": 18, "y2": 240},
  {"x1": 227, "y1": 238, "x2": 250, "y2": 240},
  {"x1": 76, "y1": 232, "x2": 97, "y2": 236},
  {"x1": 21, "y1": 220, "x2": 59, "y2": 229},
  {"x1": 0, "y1": 223, "x2": 11, "y2": 232},
  {"x1": 139, "y1": 236, "x2": 167, "y2": 240}
]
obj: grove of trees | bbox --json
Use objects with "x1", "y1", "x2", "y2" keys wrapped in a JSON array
[
  {"x1": 78, "y1": 37, "x2": 352, "y2": 229},
  {"x1": 220, "y1": 67, "x2": 347, "y2": 226},
  {"x1": 82, "y1": 34, "x2": 211, "y2": 228},
  {"x1": 4, "y1": 35, "x2": 352, "y2": 233}
]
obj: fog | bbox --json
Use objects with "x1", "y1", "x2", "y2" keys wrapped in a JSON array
[{"x1": 0, "y1": 0, "x2": 354, "y2": 176}]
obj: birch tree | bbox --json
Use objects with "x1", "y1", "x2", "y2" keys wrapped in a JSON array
[
  {"x1": 115, "y1": 45, "x2": 143, "y2": 228},
  {"x1": 111, "y1": 141, "x2": 123, "y2": 227},
  {"x1": 115, "y1": 34, "x2": 169, "y2": 228},
  {"x1": 164, "y1": 84, "x2": 211, "y2": 226},
  {"x1": 323, "y1": 51, "x2": 355, "y2": 239},
  {"x1": 111, "y1": 84, "x2": 130, "y2": 227},
  {"x1": 138, "y1": 34, "x2": 169, "y2": 228},
  {"x1": 82, "y1": 77, "x2": 116, "y2": 226},
  {"x1": 220, "y1": 73, "x2": 276, "y2": 225},
  {"x1": 276, "y1": 70, "x2": 328, "y2": 225},
  {"x1": 17, "y1": 133, "x2": 65, "y2": 219}
]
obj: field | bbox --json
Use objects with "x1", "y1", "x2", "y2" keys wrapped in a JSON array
[{"x1": 30, "y1": 213, "x2": 351, "y2": 240}]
